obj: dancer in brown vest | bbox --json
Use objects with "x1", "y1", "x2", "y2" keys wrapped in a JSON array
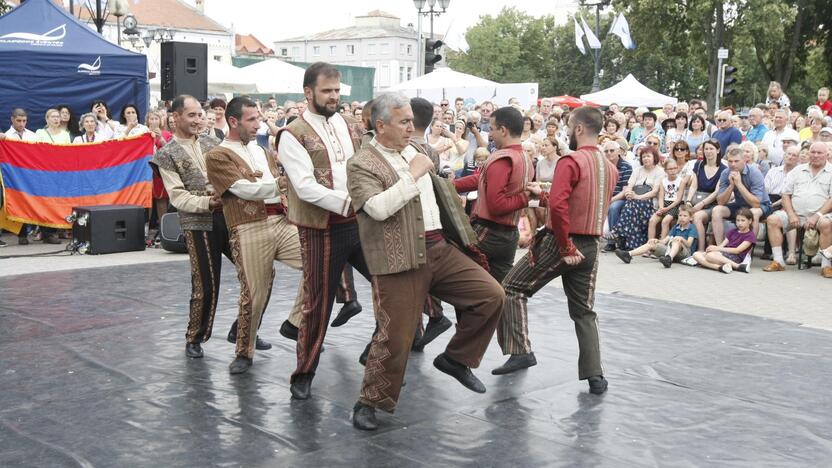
[
  {"x1": 347, "y1": 92, "x2": 504, "y2": 430},
  {"x1": 495, "y1": 106, "x2": 618, "y2": 394},
  {"x1": 277, "y1": 62, "x2": 372, "y2": 399},
  {"x1": 152, "y1": 95, "x2": 269, "y2": 358},
  {"x1": 205, "y1": 97, "x2": 304, "y2": 374}
]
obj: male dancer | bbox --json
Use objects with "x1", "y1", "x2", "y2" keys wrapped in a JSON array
[
  {"x1": 496, "y1": 106, "x2": 617, "y2": 394},
  {"x1": 205, "y1": 97, "x2": 304, "y2": 374},
  {"x1": 347, "y1": 92, "x2": 504, "y2": 430},
  {"x1": 451, "y1": 106, "x2": 534, "y2": 372},
  {"x1": 153, "y1": 95, "x2": 269, "y2": 358},
  {"x1": 278, "y1": 62, "x2": 371, "y2": 399}
]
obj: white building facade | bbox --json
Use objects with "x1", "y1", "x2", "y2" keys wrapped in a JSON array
[{"x1": 273, "y1": 10, "x2": 421, "y2": 93}]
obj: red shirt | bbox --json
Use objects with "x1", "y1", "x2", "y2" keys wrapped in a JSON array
[
  {"x1": 818, "y1": 100, "x2": 832, "y2": 117},
  {"x1": 453, "y1": 145, "x2": 529, "y2": 224}
]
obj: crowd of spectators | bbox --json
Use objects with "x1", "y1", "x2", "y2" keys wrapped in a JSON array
[{"x1": 2, "y1": 82, "x2": 831, "y2": 280}]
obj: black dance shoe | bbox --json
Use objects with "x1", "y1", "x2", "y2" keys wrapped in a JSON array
[
  {"x1": 331, "y1": 300, "x2": 362, "y2": 327},
  {"x1": 491, "y1": 353, "x2": 537, "y2": 375},
  {"x1": 588, "y1": 375, "x2": 608, "y2": 395},
  {"x1": 359, "y1": 342, "x2": 372, "y2": 366},
  {"x1": 229, "y1": 356, "x2": 253, "y2": 375},
  {"x1": 433, "y1": 353, "x2": 486, "y2": 393},
  {"x1": 185, "y1": 343, "x2": 203, "y2": 358},
  {"x1": 227, "y1": 323, "x2": 272, "y2": 350},
  {"x1": 280, "y1": 320, "x2": 299, "y2": 341},
  {"x1": 352, "y1": 402, "x2": 378, "y2": 431},
  {"x1": 290, "y1": 374, "x2": 313, "y2": 400},
  {"x1": 414, "y1": 316, "x2": 452, "y2": 349}
]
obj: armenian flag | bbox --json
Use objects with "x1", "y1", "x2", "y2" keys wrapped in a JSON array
[{"x1": 0, "y1": 134, "x2": 154, "y2": 229}]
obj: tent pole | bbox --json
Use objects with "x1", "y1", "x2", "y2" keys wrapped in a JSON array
[{"x1": 95, "y1": 0, "x2": 103, "y2": 34}]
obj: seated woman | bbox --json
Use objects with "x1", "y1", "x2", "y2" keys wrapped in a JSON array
[
  {"x1": 686, "y1": 139, "x2": 726, "y2": 252},
  {"x1": 692, "y1": 207, "x2": 755, "y2": 273},
  {"x1": 520, "y1": 115, "x2": 536, "y2": 142},
  {"x1": 610, "y1": 146, "x2": 665, "y2": 250},
  {"x1": 648, "y1": 158, "x2": 684, "y2": 240}
]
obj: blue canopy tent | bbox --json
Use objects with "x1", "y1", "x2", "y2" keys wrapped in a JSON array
[{"x1": 0, "y1": 0, "x2": 148, "y2": 130}]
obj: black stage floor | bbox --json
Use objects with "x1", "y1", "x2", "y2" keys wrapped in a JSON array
[{"x1": 1, "y1": 261, "x2": 831, "y2": 467}]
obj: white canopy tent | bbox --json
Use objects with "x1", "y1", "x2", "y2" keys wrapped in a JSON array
[
  {"x1": 580, "y1": 74, "x2": 677, "y2": 107},
  {"x1": 241, "y1": 59, "x2": 351, "y2": 95},
  {"x1": 389, "y1": 68, "x2": 537, "y2": 109},
  {"x1": 150, "y1": 59, "x2": 258, "y2": 95}
]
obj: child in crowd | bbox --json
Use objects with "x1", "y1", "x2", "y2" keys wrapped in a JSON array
[
  {"x1": 615, "y1": 205, "x2": 698, "y2": 268},
  {"x1": 648, "y1": 158, "x2": 684, "y2": 240},
  {"x1": 691, "y1": 207, "x2": 755, "y2": 273},
  {"x1": 517, "y1": 209, "x2": 533, "y2": 248}
]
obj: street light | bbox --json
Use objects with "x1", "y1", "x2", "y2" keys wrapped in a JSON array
[
  {"x1": 578, "y1": 0, "x2": 611, "y2": 92},
  {"x1": 142, "y1": 28, "x2": 173, "y2": 48},
  {"x1": 413, "y1": 0, "x2": 451, "y2": 76}
]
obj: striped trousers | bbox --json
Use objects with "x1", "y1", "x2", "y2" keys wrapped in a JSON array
[
  {"x1": 500, "y1": 230, "x2": 604, "y2": 380},
  {"x1": 292, "y1": 221, "x2": 371, "y2": 383},
  {"x1": 228, "y1": 214, "x2": 303, "y2": 359},
  {"x1": 183, "y1": 212, "x2": 232, "y2": 344}
]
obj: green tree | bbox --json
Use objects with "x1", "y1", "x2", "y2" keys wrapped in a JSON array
[{"x1": 0, "y1": 0, "x2": 12, "y2": 15}]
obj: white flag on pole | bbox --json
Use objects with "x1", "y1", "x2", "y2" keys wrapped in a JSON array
[
  {"x1": 574, "y1": 18, "x2": 587, "y2": 55},
  {"x1": 443, "y1": 20, "x2": 470, "y2": 53},
  {"x1": 581, "y1": 16, "x2": 602, "y2": 50},
  {"x1": 609, "y1": 13, "x2": 636, "y2": 49}
]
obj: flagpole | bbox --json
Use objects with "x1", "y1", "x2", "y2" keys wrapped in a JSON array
[{"x1": 579, "y1": 0, "x2": 610, "y2": 93}]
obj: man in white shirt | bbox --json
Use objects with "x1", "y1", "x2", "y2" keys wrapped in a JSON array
[
  {"x1": 4, "y1": 108, "x2": 37, "y2": 142},
  {"x1": 761, "y1": 109, "x2": 800, "y2": 165},
  {"x1": 206, "y1": 97, "x2": 305, "y2": 374},
  {"x1": 277, "y1": 62, "x2": 371, "y2": 399}
]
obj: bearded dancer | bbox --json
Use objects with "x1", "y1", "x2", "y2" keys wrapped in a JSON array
[
  {"x1": 206, "y1": 97, "x2": 304, "y2": 374},
  {"x1": 347, "y1": 92, "x2": 504, "y2": 431},
  {"x1": 495, "y1": 106, "x2": 617, "y2": 395},
  {"x1": 277, "y1": 62, "x2": 371, "y2": 400},
  {"x1": 153, "y1": 95, "x2": 271, "y2": 358},
  {"x1": 452, "y1": 106, "x2": 535, "y2": 374}
]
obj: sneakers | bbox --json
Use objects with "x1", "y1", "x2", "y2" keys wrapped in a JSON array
[
  {"x1": 720, "y1": 264, "x2": 732, "y2": 274},
  {"x1": 680, "y1": 256, "x2": 698, "y2": 267},
  {"x1": 762, "y1": 261, "x2": 785, "y2": 272},
  {"x1": 658, "y1": 255, "x2": 672, "y2": 268},
  {"x1": 614, "y1": 250, "x2": 632, "y2": 264},
  {"x1": 0, "y1": 239, "x2": 6, "y2": 247},
  {"x1": 737, "y1": 263, "x2": 751, "y2": 274}
]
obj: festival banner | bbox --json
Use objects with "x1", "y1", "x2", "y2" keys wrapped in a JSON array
[{"x1": 0, "y1": 134, "x2": 154, "y2": 228}]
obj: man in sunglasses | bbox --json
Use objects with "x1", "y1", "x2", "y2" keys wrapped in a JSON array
[{"x1": 711, "y1": 110, "x2": 742, "y2": 152}]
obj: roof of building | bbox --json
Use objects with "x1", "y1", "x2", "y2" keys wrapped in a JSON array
[
  {"x1": 235, "y1": 33, "x2": 274, "y2": 55},
  {"x1": 7, "y1": 0, "x2": 230, "y2": 33},
  {"x1": 278, "y1": 10, "x2": 415, "y2": 42}
]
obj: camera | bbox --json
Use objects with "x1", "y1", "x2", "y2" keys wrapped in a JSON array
[{"x1": 466, "y1": 121, "x2": 476, "y2": 130}]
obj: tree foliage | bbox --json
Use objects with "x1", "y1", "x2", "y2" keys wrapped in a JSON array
[{"x1": 447, "y1": 2, "x2": 830, "y2": 111}]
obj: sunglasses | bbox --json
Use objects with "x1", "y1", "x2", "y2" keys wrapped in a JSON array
[
  {"x1": 716, "y1": 118, "x2": 728, "y2": 122},
  {"x1": 603, "y1": 149, "x2": 617, "y2": 153},
  {"x1": 674, "y1": 147, "x2": 688, "y2": 152},
  {"x1": 440, "y1": 103, "x2": 449, "y2": 106}
]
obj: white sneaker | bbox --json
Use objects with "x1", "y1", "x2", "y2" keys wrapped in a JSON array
[
  {"x1": 681, "y1": 256, "x2": 698, "y2": 267},
  {"x1": 721, "y1": 264, "x2": 733, "y2": 274}
]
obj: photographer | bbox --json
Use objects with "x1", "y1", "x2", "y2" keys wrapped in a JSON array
[{"x1": 459, "y1": 112, "x2": 488, "y2": 177}]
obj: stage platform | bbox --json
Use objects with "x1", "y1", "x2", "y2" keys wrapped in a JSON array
[{"x1": 1, "y1": 261, "x2": 830, "y2": 467}]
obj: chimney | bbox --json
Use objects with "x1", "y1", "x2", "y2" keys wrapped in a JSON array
[{"x1": 195, "y1": 0, "x2": 205, "y2": 13}]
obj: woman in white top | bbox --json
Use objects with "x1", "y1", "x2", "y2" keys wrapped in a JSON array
[
  {"x1": 90, "y1": 100, "x2": 117, "y2": 140},
  {"x1": 72, "y1": 113, "x2": 106, "y2": 143},
  {"x1": 665, "y1": 112, "x2": 689, "y2": 148},
  {"x1": 445, "y1": 119, "x2": 470, "y2": 173},
  {"x1": 427, "y1": 118, "x2": 458, "y2": 168},
  {"x1": 114, "y1": 104, "x2": 149, "y2": 138}
]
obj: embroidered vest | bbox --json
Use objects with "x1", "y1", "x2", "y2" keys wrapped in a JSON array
[
  {"x1": 546, "y1": 147, "x2": 617, "y2": 236},
  {"x1": 150, "y1": 135, "x2": 220, "y2": 231},
  {"x1": 281, "y1": 115, "x2": 362, "y2": 229},
  {"x1": 205, "y1": 146, "x2": 280, "y2": 229},
  {"x1": 472, "y1": 147, "x2": 533, "y2": 227}
]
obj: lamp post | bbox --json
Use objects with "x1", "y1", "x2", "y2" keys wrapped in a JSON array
[
  {"x1": 110, "y1": 0, "x2": 129, "y2": 46},
  {"x1": 413, "y1": 0, "x2": 450, "y2": 76},
  {"x1": 578, "y1": 0, "x2": 610, "y2": 92}
]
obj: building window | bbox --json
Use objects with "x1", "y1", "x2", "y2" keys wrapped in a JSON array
[
  {"x1": 380, "y1": 64, "x2": 390, "y2": 87},
  {"x1": 399, "y1": 43, "x2": 405, "y2": 55},
  {"x1": 280, "y1": 48, "x2": 288, "y2": 56},
  {"x1": 407, "y1": 67, "x2": 413, "y2": 80},
  {"x1": 213, "y1": 55, "x2": 222, "y2": 62},
  {"x1": 292, "y1": 46, "x2": 300, "y2": 57},
  {"x1": 330, "y1": 45, "x2": 336, "y2": 56},
  {"x1": 367, "y1": 43, "x2": 376, "y2": 55},
  {"x1": 347, "y1": 44, "x2": 355, "y2": 55},
  {"x1": 399, "y1": 66, "x2": 405, "y2": 82},
  {"x1": 380, "y1": 43, "x2": 390, "y2": 55},
  {"x1": 407, "y1": 44, "x2": 412, "y2": 56},
  {"x1": 313, "y1": 46, "x2": 320, "y2": 56}
]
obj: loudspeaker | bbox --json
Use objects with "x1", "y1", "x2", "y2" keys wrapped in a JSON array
[
  {"x1": 160, "y1": 41, "x2": 208, "y2": 101},
  {"x1": 71, "y1": 205, "x2": 146, "y2": 255}
]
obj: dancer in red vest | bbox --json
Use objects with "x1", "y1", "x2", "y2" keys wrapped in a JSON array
[{"x1": 494, "y1": 107, "x2": 618, "y2": 395}]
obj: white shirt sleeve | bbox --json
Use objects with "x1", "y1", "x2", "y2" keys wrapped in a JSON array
[
  {"x1": 159, "y1": 167, "x2": 211, "y2": 213},
  {"x1": 278, "y1": 131, "x2": 352, "y2": 216},
  {"x1": 228, "y1": 179, "x2": 279, "y2": 201},
  {"x1": 361, "y1": 172, "x2": 421, "y2": 221}
]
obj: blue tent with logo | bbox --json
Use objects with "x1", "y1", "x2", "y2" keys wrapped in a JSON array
[{"x1": 0, "y1": 0, "x2": 148, "y2": 130}]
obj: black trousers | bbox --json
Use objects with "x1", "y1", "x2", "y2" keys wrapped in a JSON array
[{"x1": 183, "y1": 212, "x2": 232, "y2": 344}]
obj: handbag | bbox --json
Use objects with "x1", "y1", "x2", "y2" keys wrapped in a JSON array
[{"x1": 633, "y1": 183, "x2": 653, "y2": 196}]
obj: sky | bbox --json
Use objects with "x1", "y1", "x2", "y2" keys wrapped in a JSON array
[{"x1": 199, "y1": 0, "x2": 579, "y2": 45}]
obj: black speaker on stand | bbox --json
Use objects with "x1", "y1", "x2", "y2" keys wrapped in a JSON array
[{"x1": 160, "y1": 42, "x2": 208, "y2": 102}]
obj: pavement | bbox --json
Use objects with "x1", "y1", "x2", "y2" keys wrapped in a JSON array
[{"x1": 3, "y1": 231, "x2": 828, "y2": 329}]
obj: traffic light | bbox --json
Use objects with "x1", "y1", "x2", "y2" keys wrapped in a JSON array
[
  {"x1": 424, "y1": 39, "x2": 443, "y2": 74},
  {"x1": 721, "y1": 64, "x2": 737, "y2": 97}
]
